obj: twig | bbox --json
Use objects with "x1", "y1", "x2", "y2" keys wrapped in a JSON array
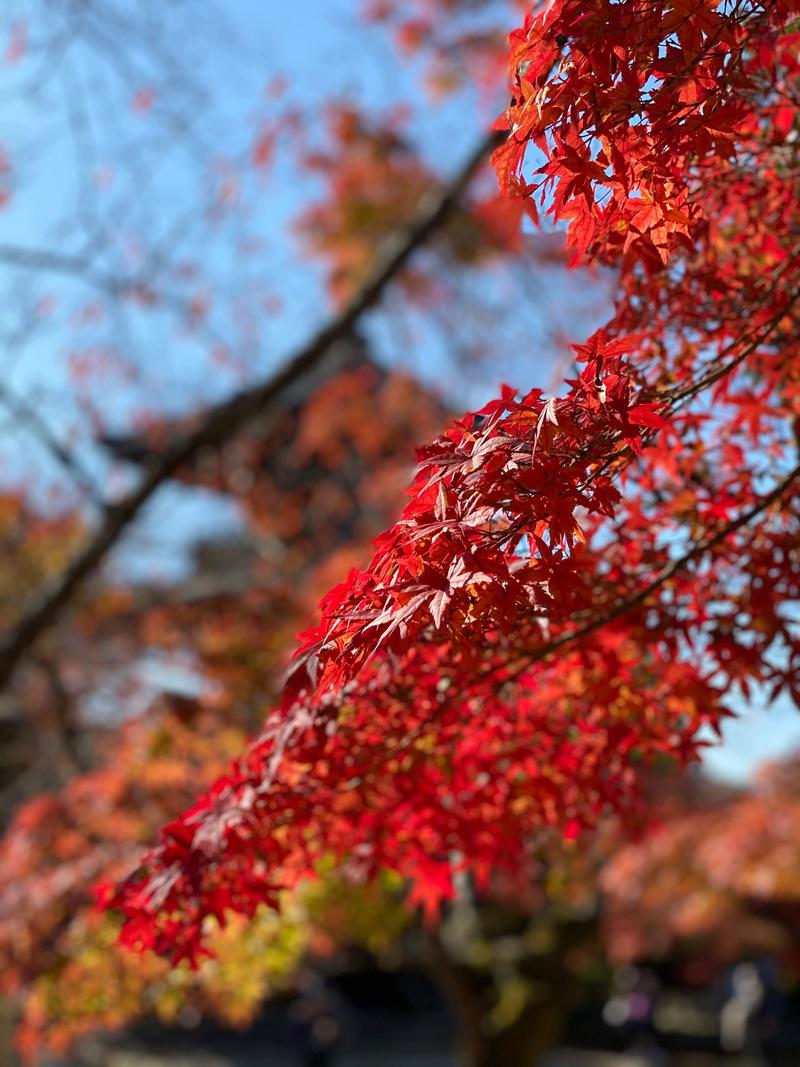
[{"x1": 0, "y1": 383, "x2": 104, "y2": 505}]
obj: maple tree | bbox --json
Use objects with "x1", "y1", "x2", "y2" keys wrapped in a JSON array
[
  {"x1": 295, "y1": 104, "x2": 534, "y2": 306},
  {"x1": 101, "y1": 0, "x2": 800, "y2": 973},
  {"x1": 0, "y1": 0, "x2": 799, "y2": 1065},
  {"x1": 1, "y1": 358, "x2": 603, "y2": 1067}
]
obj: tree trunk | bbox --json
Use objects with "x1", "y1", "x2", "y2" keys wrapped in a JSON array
[
  {"x1": 426, "y1": 905, "x2": 597, "y2": 1067},
  {"x1": 458, "y1": 992, "x2": 574, "y2": 1067}
]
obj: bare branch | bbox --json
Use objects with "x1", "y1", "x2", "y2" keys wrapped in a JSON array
[{"x1": 0, "y1": 382, "x2": 104, "y2": 505}]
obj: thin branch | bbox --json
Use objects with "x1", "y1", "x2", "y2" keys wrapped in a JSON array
[
  {"x1": 0, "y1": 382, "x2": 104, "y2": 505},
  {"x1": 0, "y1": 129, "x2": 502, "y2": 691},
  {"x1": 0, "y1": 242, "x2": 215, "y2": 323},
  {"x1": 667, "y1": 277, "x2": 800, "y2": 408},
  {"x1": 0, "y1": 243, "x2": 117, "y2": 289},
  {"x1": 511, "y1": 459, "x2": 800, "y2": 674}
]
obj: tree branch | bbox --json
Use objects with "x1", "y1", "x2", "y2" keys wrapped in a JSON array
[
  {"x1": 0, "y1": 383, "x2": 104, "y2": 505},
  {"x1": 0, "y1": 129, "x2": 502, "y2": 691},
  {"x1": 513, "y1": 459, "x2": 800, "y2": 674}
]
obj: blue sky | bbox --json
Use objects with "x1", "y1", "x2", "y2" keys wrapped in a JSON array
[{"x1": 1, "y1": 0, "x2": 798, "y2": 782}]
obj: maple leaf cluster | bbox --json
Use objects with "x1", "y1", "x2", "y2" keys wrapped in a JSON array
[
  {"x1": 0, "y1": 705, "x2": 245, "y2": 996},
  {"x1": 103, "y1": 0, "x2": 800, "y2": 966},
  {"x1": 494, "y1": 0, "x2": 800, "y2": 266}
]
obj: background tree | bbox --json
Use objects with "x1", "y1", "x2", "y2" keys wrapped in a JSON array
[
  {"x1": 605, "y1": 756, "x2": 800, "y2": 980},
  {"x1": 0, "y1": 343, "x2": 448, "y2": 1058}
]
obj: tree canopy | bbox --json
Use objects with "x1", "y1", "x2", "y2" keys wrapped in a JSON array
[{"x1": 105, "y1": 0, "x2": 800, "y2": 964}]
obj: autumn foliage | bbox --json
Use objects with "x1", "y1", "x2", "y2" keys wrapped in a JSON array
[
  {"x1": 605, "y1": 756, "x2": 800, "y2": 977},
  {"x1": 296, "y1": 105, "x2": 532, "y2": 304},
  {"x1": 103, "y1": 0, "x2": 800, "y2": 967},
  {"x1": 1, "y1": 0, "x2": 800, "y2": 1060},
  {"x1": 0, "y1": 357, "x2": 449, "y2": 1053}
]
